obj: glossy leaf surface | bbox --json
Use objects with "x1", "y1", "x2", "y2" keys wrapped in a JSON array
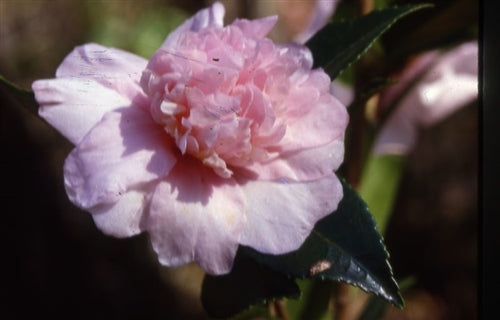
[
  {"x1": 201, "y1": 250, "x2": 300, "y2": 319},
  {"x1": 243, "y1": 179, "x2": 404, "y2": 308},
  {"x1": 306, "y1": 4, "x2": 432, "y2": 79}
]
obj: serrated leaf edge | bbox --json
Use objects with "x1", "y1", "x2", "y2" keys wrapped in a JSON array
[
  {"x1": 320, "y1": 3, "x2": 434, "y2": 79},
  {"x1": 308, "y1": 196, "x2": 404, "y2": 308}
]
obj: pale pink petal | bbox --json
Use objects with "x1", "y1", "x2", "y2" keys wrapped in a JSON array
[
  {"x1": 377, "y1": 51, "x2": 439, "y2": 110},
  {"x1": 64, "y1": 106, "x2": 177, "y2": 209},
  {"x1": 294, "y1": 0, "x2": 340, "y2": 44},
  {"x1": 373, "y1": 99, "x2": 419, "y2": 155},
  {"x1": 55, "y1": 43, "x2": 148, "y2": 106},
  {"x1": 147, "y1": 157, "x2": 246, "y2": 275},
  {"x1": 33, "y1": 78, "x2": 131, "y2": 144},
  {"x1": 372, "y1": 53, "x2": 438, "y2": 155},
  {"x1": 232, "y1": 16, "x2": 278, "y2": 39},
  {"x1": 161, "y1": 1, "x2": 225, "y2": 48},
  {"x1": 242, "y1": 139, "x2": 344, "y2": 181},
  {"x1": 90, "y1": 188, "x2": 154, "y2": 238},
  {"x1": 278, "y1": 43, "x2": 314, "y2": 69},
  {"x1": 280, "y1": 94, "x2": 348, "y2": 151},
  {"x1": 238, "y1": 173, "x2": 343, "y2": 254},
  {"x1": 374, "y1": 41, "x2": 478, "y2": 155},
  {"x1": 417, "y1": 41, "x2": 478, "y2": 125},
  {"x1": 330, "y1": 80, "x2": 354, "y2": 106}
]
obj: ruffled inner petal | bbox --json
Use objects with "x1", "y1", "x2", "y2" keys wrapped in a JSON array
[
  {"x1": 240, "y1": 139, "x2": 345, "y2": 181},
  {"x1": 162, "y1": 1, "x2": 225, "y2": 48}
]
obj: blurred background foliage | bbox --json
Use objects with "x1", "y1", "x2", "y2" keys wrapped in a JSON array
[{"x1": 1, "y1": 0, "x2": 477, "y2": 319}]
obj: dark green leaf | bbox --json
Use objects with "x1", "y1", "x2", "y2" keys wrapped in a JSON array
[
  {"x1": 201, "y1": 250, "x2": 300, "y2": 319},
  {"x1": 306, "y1": 4, "x2": 433, "y2": 79},
  {"x1": 0, "y1": 75, "x2": 38, "y2": 115},
  {"x1": 358, "y1": 275, "x2": 417, "y2": 320},
  {"x1": 243, "y1": 179, "x2": 404, "y2": 308},
  {"x1": 382, "y1": 0, "x2": 478, "y2": 62}
]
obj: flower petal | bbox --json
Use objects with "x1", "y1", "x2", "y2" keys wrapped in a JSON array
[
  {"x1": 147, "y1": 157, "x2": 246, "y2": 275},
  {"x1": 281, "y1": 93, "x2": 348, "y2": 151},
  {"x1": 417, "y1": 41, "x2": 478, "y2": 126},
  {"x1": 279, "y1": 43, "x2": 314, "y2": 69},
  {"x1": 34, "y1": 78, "x2": 131, "y2": 144},
  {"x1": 374, "y1": 41, "x2": 478, "y2": 155},
  {"x1": 64, "y1": 106, "x2": 177, "y2": 209},
  {"x1": 232, "y1": 15, "x2": 278, "y2": 39},
  {"x1": 55, "y1": 43, "x2": 148, "y2": 105},
  {"x1": 238, "y1": 173, "x2": 343, "y2": 254},
  {"x1": 242, "y1": 139, "x2": 344, "y2": 181},
  {"x1": 90, "y1": 188, "x2": 153, "y2": 238},
  {"x1": 373, "y1": 100, "x2": 418, "y2": 155},
  {"x1": 377, "y1": 51, "x2": 439, "y2": 111},
  {"x1": 293, "y1": 0, "x2": 339, "y2": 44},
  {"x1": 161, "y1": 1, "x2": 225, "y2": 48},
  {"x1": 330, "y1": 80, "x2": 354, "y2": 106}
]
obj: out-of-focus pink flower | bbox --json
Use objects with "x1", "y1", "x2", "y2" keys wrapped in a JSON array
[
  {"x1": 32, "y1": 2, "x2": 348, "y2": 275},
  {"x1": 293, "y1": 0, "x2": 340, "y2": 44},
  {"x1": 374, "y1": 41, "x2": 478, "y2": 155}
]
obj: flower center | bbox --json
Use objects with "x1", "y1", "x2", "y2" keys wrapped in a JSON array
[{"x1": 141, "y1": 28, "x2": 289, "y2": 178}]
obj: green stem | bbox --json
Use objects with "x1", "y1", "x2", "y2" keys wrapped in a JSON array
[
  {"x1": 358, "y1": 154, "x2": 405, "y2": 234},
  {"x1": 270, "y1": 300, "x2": 290, "y2": 320}
]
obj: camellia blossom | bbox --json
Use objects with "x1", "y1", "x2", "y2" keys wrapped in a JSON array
[{"x1": 32, "y1": 2, "x2": 348, "y2": 275}]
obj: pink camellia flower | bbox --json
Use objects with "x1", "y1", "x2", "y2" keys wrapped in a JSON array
[{"x1": 32, "y1": 2, "x2": 348, "y2": 275}]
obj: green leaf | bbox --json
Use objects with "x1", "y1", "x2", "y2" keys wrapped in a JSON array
[
  {"x1": 0, "y1": 75, "x2": 37, "y2": 115},
  {"x1": 382, "y1": 0, "x2": 478, "y2": 62},
  {"x1": 306, "y1": 3, "x2": 433, "y2": 79},
  {"x1": 358, "y1": 276, "x2": 417, "y2": 320},
  {"x1": 201, "y1": 250, "x2": 300, "y2": 319},
  {"x1": 243, "y1": 179, "x2": 404, "y2": 308}
]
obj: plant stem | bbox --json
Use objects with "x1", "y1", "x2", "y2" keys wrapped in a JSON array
[
  {"x1": 270, "y1": 300, "x2": 290, "y2": 320},
  {"x1": 335, "y1": 1, "x2": 375, "y2": 320},
  {"x1": 359, "y1": 0, "x2": 374, "y2": 15}
]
